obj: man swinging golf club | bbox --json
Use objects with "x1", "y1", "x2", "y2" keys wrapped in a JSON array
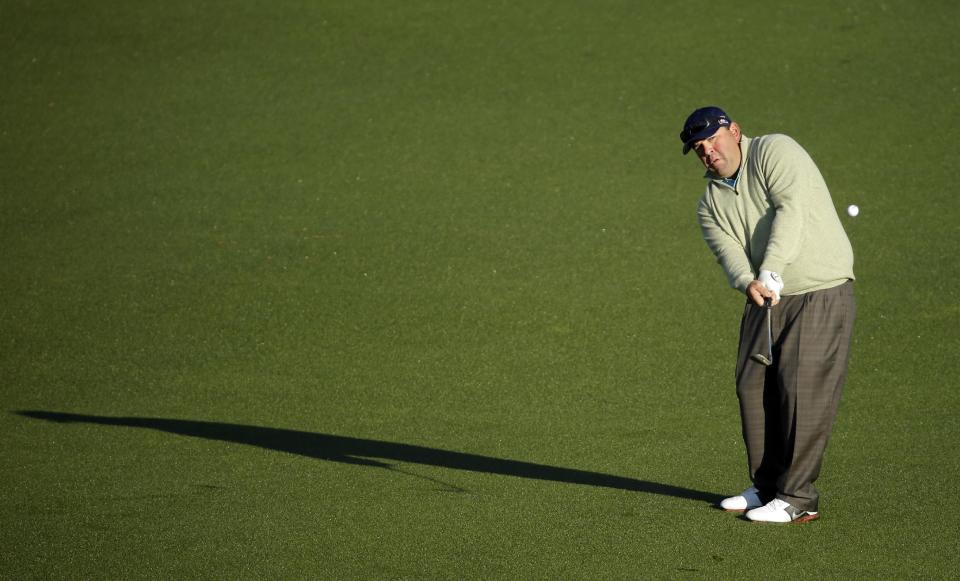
[{"x1": 681, "y1": 107, "x2": 856, "y2": 523}]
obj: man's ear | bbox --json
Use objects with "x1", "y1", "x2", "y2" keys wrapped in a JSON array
[{"x1": 730, "y1": 122, "x2": 742, "y2": 141}]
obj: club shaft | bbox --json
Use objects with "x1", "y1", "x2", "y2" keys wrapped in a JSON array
[{"x1": 763, "y1": 299, "x2": 773, "y2": 363}]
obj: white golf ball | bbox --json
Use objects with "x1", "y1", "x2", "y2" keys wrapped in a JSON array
[{"x1": 847, "y1": 204, "x2": 859, "y2": 217}]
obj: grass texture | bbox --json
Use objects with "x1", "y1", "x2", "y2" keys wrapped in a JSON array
[{"x1": 2, "y1": 0, "x2": 959, "y2": 578}]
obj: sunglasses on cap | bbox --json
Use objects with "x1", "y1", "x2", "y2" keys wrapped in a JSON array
[{"x1": 679, "y1": 115, "x2": 730, "y2": 145}]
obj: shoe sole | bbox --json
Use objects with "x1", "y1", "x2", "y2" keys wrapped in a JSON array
[{"x1": 747, "y1": 512, "x2": 820, "y2": 524}]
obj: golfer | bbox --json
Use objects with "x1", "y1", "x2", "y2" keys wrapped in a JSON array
[{"x1": 680, "y1": 106, "x2": 856, "y2": 523}]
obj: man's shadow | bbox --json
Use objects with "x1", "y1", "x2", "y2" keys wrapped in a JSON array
[{"x1": 16, "y1": 410, "x2": 723, "y2": 504}]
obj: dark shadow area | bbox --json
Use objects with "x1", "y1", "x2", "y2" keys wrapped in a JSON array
[{"x1": 16, "y1": 410, "x2": 723, "y2": 504}]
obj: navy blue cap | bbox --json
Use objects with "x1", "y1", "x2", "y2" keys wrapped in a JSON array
[{"x1": 680, "y1": 106, "x2": 732, "y2": 154}]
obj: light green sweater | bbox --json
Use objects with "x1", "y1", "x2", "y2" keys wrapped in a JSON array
[{"x1": 696, "y1": 134, "x2": 854, "y2": 296}]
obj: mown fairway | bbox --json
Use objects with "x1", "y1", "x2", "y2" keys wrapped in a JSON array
[{"x1": 2, "y1": 0, "x2": 958, "y2": 578}]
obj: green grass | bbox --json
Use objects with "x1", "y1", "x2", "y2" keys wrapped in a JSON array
[{"x1": 2, "y1": 0, "x2": 959, "y2": 578}]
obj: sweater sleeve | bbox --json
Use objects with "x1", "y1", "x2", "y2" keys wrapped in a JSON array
[
  {"x1": 757, "y1": 136, "x2": 815, "y2": 274},
  {"x1": 697, "y1": 195, "x2": 755, "y2": 293}
]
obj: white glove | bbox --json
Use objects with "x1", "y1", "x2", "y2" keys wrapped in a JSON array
[{"x1": 758, "y1": 270, "x2": 784, "y2": 300}]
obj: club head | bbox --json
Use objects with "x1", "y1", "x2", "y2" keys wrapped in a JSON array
[{"x1": 750, "y1": 353, "x2": 773, "y2": 366}]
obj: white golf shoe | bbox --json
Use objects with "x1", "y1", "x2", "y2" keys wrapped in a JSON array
[
  {"x1": 719, "y1": 486, "x2": 764, "y2": 512},
  {"x1": 745, "y1": 498, "x2": 819, "y2": 523}
]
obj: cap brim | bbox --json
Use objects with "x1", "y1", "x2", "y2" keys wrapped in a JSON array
[{"x1": 681, "y1": 126, "x2": 721, "y2": 155}]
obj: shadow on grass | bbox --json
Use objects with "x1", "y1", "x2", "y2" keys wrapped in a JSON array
[{"x1": 16, "y1": 410, "x2": 723, "y2": 504}]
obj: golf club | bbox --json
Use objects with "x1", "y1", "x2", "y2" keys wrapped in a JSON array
[{"x1": 750, "y1": 298, "x2": 773, "y2": 366}]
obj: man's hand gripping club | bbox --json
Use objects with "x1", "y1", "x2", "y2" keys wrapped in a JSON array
[{"x1": 747, "y1": 269, "x2": 784, "y2": 306}]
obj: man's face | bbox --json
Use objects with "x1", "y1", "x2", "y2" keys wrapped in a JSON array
[{"x1": 693, "y1": 123, "x2": 742, "y2": 179}]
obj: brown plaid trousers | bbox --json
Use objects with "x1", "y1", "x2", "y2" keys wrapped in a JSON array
[{"x1": 734, "y1": 281, "x2": 856, "y2": 512}]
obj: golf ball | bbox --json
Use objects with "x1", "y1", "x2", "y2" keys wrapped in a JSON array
[{"x1": 847, "y1": 204, "x2": 859, "y2": 217}]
